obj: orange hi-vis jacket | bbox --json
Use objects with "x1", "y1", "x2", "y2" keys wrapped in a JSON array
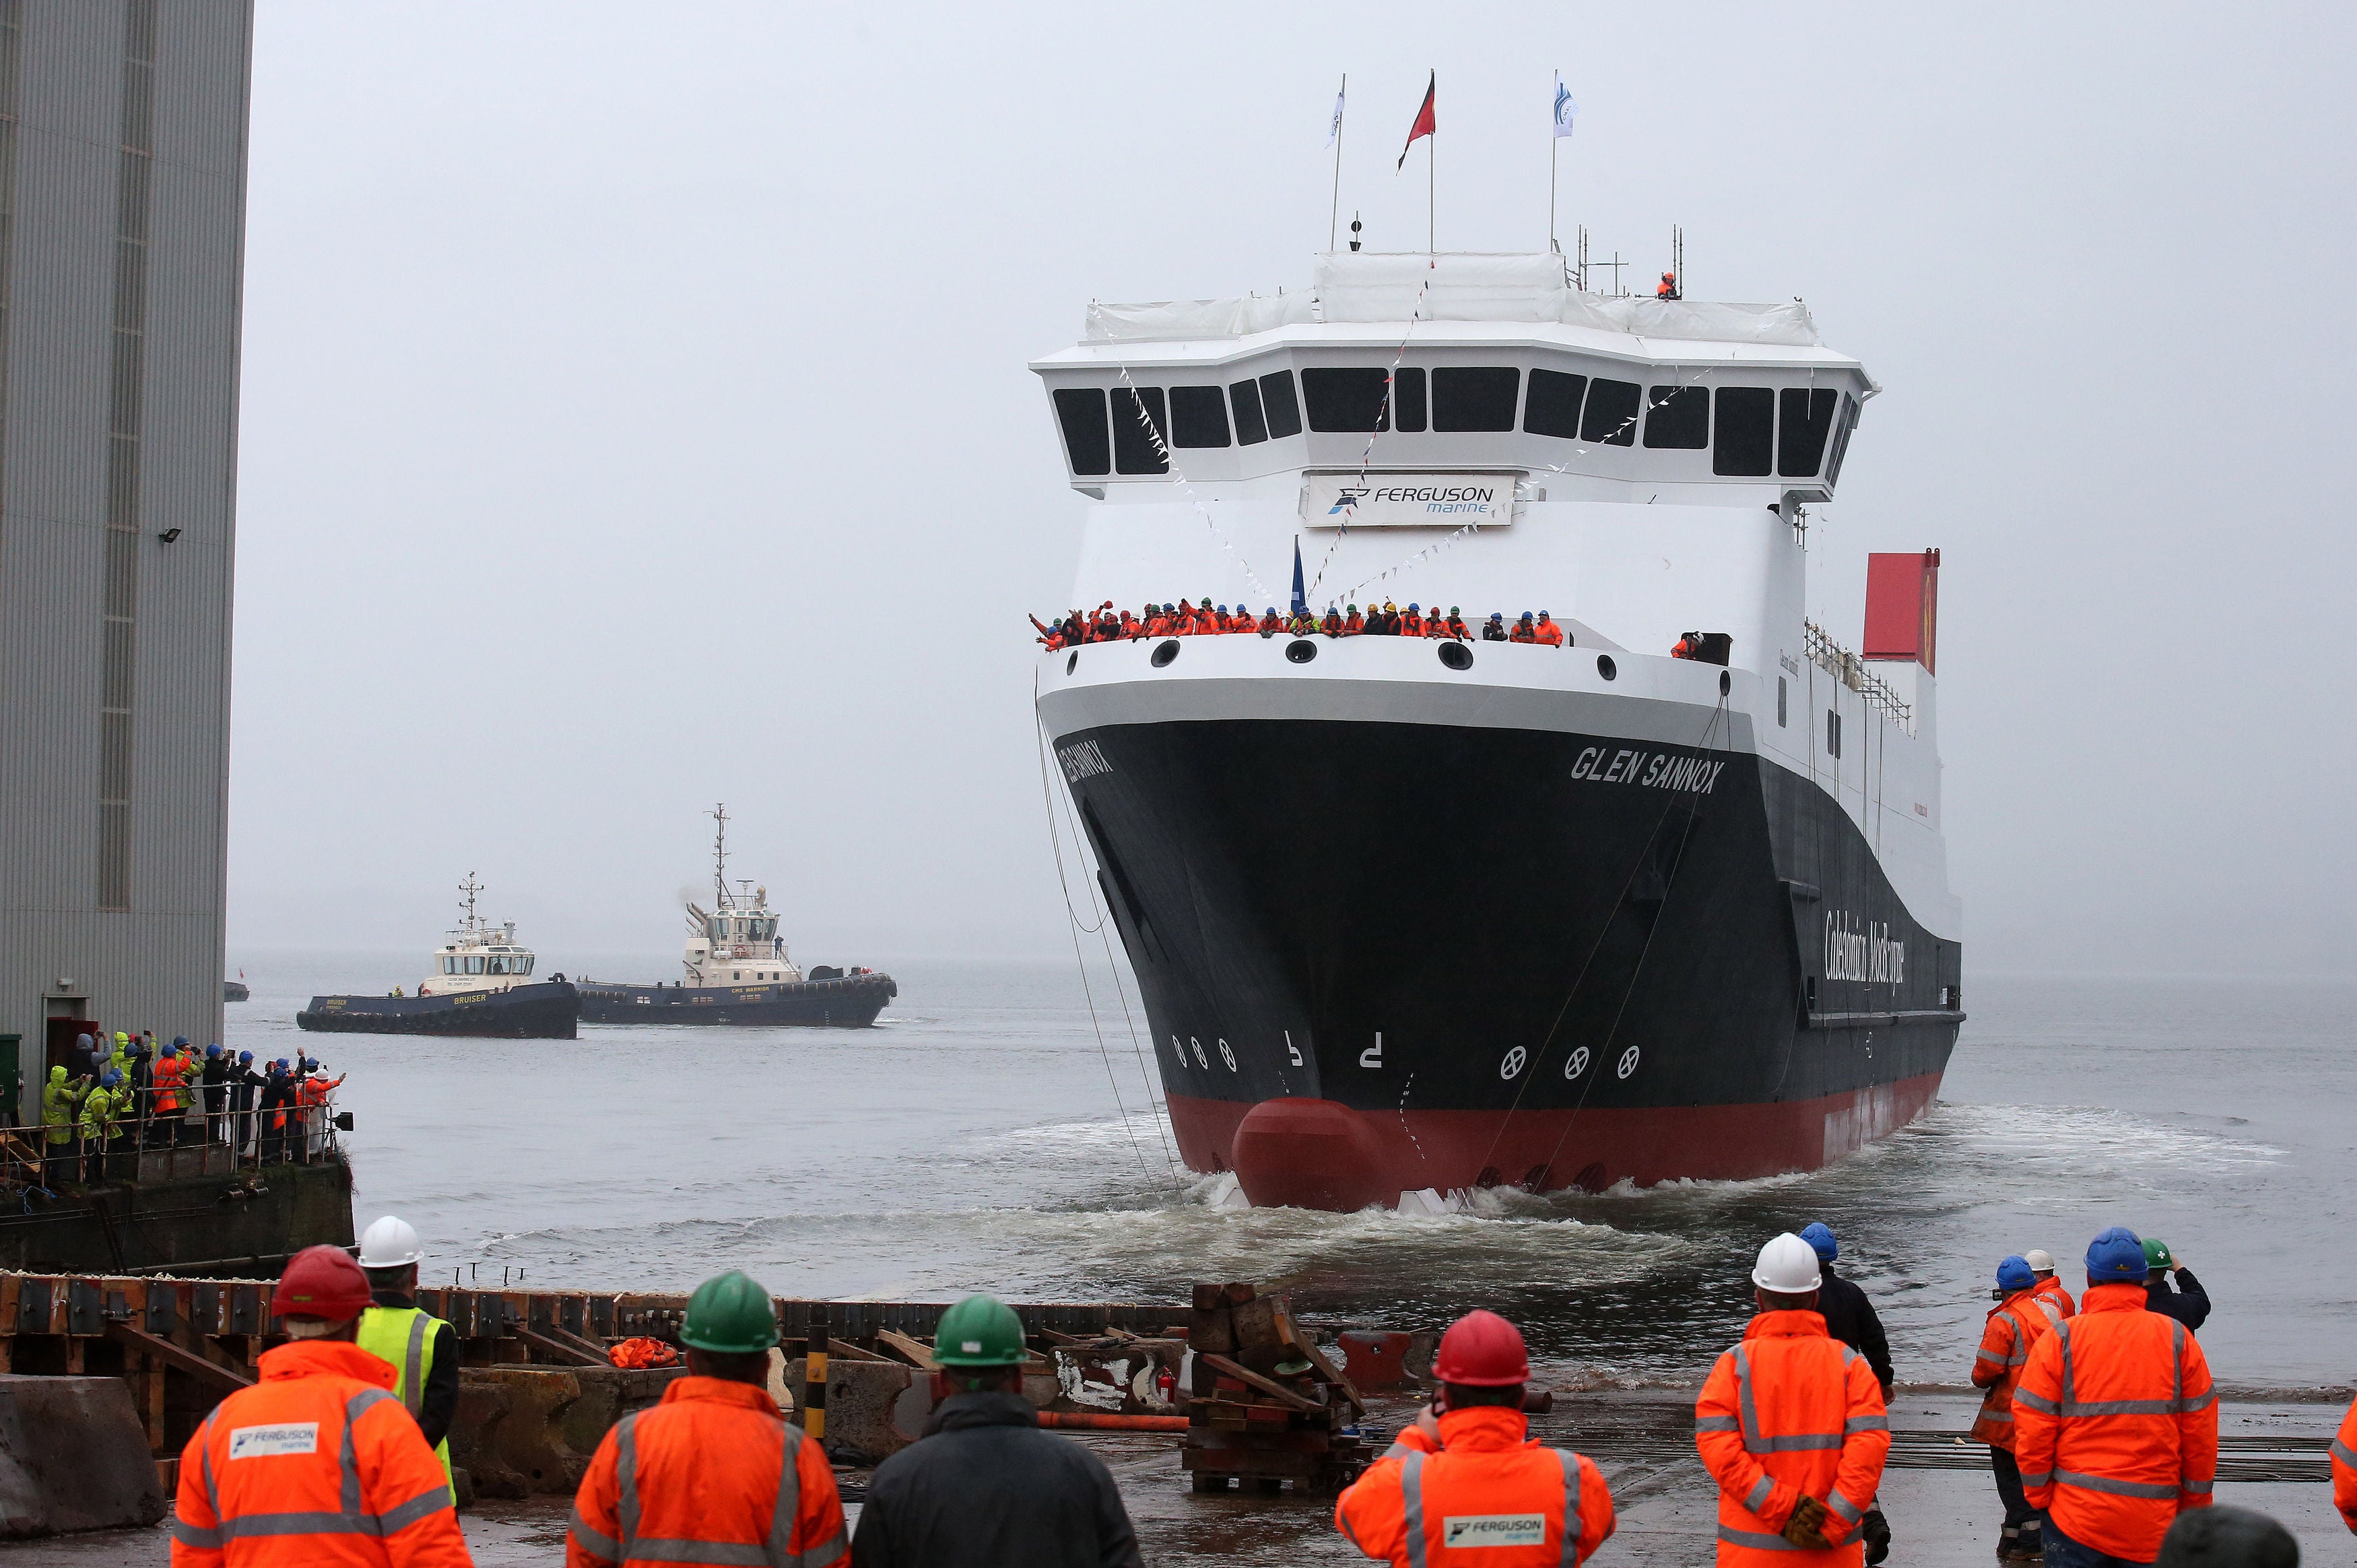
[
  {"x1": 170, "y1": 1338, "x2": 470, "y2": 1568},
  {"x1": 154, "y1": 1055, "x2": 191, "y2": 1115},
  {"x1": 1695, "y1": 1310, "x2": 1890, "y2": 1568},
  {"x1": 2332, "y1": 1392, "x2": 2357, "y2": 1534},
  {"x1": 1533, "y1": 619, "x2": 1565, "y2": 646},
  {"x1": 1335, "y1": 1405, "x2": 1613, "y2": 1567},
  {"x1": 566, "y1": 1375, "x2": 844, "y2": 1568},
  {"x1": 1971, "y1": 1289, "x2": 2065, "y2": 1448},
  {"x1": 2037, "y1": 1277, "x2": 2078, "y2": 1318},
  {"x1": 2012, "y1": 1283, "x2": 2216, "y2": 1563}
]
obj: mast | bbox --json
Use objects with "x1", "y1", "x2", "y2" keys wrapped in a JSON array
[
  {"x1": 710, "y1": 803, "x2": 730, "y2": 910},
  {"x1": 458, "y1": 871, "x2": 483, "y2": 934}
]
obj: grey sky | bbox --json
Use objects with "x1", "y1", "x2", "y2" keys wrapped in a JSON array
[{"x1": 230, "y1": 2, "x2": 2357, "y2": 977}]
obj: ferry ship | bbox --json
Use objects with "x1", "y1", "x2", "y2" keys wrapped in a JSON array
[
  {"x1": 1031, "y1": 251, "x2": 1962, "y2": 1211},
  {"x1": 578, "y1": 807, "x2": 898, "y2": 1027},
  {"x1": 298, "y1": 876, "x2": 579, "y2": 1038}
]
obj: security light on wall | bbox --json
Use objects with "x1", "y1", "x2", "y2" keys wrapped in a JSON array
[{"x1": 156, "y1": 527, "x2": 180, "y2": 543}]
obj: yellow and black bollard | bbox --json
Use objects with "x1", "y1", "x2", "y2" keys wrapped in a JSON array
[{"x1": 803, "y1": 1306, "x2": 827, "y2": 1443}]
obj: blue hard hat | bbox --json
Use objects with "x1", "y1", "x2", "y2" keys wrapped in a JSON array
[
  {"x1": 101, "y1": 1069, "x2": 120, "y2": 1087},
  {"x1": 2085, "y1": 1226, "x2": 2146, "y2": 1283},
  {"x1": 160, "y1": 1042, "x2": 176, "y2": 1058},
  {"x1": 1799, "y1": 1222, "x2": 1837, "y2": 1262},
  {"x1": 1407, "y1": 603, "x2": 1420, "y2": 611},
  {"x1": 172, "y1": 1035, "x2": 188, "y2": 1048},
  {"x1": 1997, "y1": 1255, "x2": 2035, "y2": 1293},
  {"x1": 302, "y1": 1057, "x2": 318, "y2": 1070},
  {"x1": 1520, "y1": 611, "x2": 1534, "y2": 621},
  {"x1": 237, "y1": 1050, "x2": 253, "y2": 1063},
  {"x1": 205, "y1": 1044, "x2": 222, "y2": 1058}
]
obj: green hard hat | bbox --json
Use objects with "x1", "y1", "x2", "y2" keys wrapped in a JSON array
[
  {"x1": 933, "y1": 1293, "x2": 1027, "y2": 1367},
  {"x1": 2141, "y1": 1237, "x2": 2172, "y2": 1269},
  {"x1": 679, "y1": 1270, "x2": 780, "y2": 1355}
]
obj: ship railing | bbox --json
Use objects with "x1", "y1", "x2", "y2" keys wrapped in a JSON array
[
  {"x1": 7, "y1": 1091, "x2": 350, "y2": 1191},
  {"x1": 1803, "y1": 620, "x2": 1913, "y2": 732}
]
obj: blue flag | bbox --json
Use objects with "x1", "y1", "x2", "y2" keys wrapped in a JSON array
[{"x1": 1290, "y1": 538, "x2": 1306, "y2": 615}]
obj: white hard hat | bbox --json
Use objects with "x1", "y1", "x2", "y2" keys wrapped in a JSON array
[
  {"x1": 1752, "y1": 1232, "x2": 1824, "y2": 1294},
  {"x1": 357, "y1": 1215, "x2": 422, "y2": 1268},
  {"x1": 2022, "y1": 1248, "x2": 2056, "y2": 1273}
]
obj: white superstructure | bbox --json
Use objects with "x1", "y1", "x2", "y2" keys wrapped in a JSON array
[
  {"x1": 680, "y1": 804, "x2": 803, "y2": 986},
  {"x1": 1031, "y1": 250, "x2": 1958, "y2": 945},
  {"x1": 418, "y1": 875, "x2": 543, "y2": 996}
]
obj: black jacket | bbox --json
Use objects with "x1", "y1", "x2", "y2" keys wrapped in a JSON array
[
  {"x1": 1816, "y1": 1264, "x2": 1894, "y2": 1394},
  {"x1": 2145, "y1": 1268, "x2": 2211, "y2": 1332},
  {"x1": 853, "y1": 1392, "x2": 1141, "y2": 1568}
]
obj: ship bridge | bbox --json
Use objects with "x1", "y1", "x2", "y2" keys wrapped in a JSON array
[{"x1": 1030, "y1": 252, "x2": 1876, "y2": 506}]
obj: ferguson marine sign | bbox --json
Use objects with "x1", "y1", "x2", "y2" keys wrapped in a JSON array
[{"x1": 1302, "y1": 471, "x2": 1517, "y2": 529}]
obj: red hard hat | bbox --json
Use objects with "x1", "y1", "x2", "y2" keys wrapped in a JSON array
[
  {"x1": 272, "y1": 1244, "x2": 373, "y2": 1321},
  {"x1": 1433, "y1": 1309, "x2": 1531, "y2": 1386}
]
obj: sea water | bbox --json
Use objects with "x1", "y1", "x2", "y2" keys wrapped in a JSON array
[{"x1": 222, "y1": 955, "x2": 2352, "y2": 1392}]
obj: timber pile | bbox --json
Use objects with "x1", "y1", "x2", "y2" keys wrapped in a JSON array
[{"x1": 1181, "y1": 1281, "x2": 1368, "y2": 1496}]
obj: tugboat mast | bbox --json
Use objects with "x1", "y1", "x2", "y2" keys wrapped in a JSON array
[
  {"x1": 710, "y1": 803, "x2": 731, "y2": 910},
  {"x1": 457, "y1": 871, "x2": 484, "y2": 934}
]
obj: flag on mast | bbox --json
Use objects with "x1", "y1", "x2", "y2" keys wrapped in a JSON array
[
  {"x1": 1290, "y1": 537, "x2": 1306, "y2": 615},
  {"x1": 1325, "y1": 79, "x2": 1346, "y2": 147},
  {"x1": 1396, "y1": 71, "x2": 1434, "y2": 170},
  {"x1": 1552, "y1": 74, "x2": 1577, "y2": 138}
]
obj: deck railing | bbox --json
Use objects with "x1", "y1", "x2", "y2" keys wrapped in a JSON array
[{"x1": 1804, "y1": 620, "x2": 1913, "y2": 731}]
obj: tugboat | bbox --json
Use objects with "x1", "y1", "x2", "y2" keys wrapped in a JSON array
[
  {"x1": 298, "y1": 875, "x2": 580, "y2": 1038},
  {"x1": 578, "y1": 806, "x2": 898, "y2": 1027}
]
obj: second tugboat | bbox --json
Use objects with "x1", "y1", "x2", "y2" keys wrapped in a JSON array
[
  {"x1": 298, "y1": 875, "x2": 580, "y2": 1038},
  {"x1": 579, "y1": 806, "x2": 897, "y2": 1027}
]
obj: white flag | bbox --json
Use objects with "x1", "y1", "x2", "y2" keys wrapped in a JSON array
[
  {"x1": 1326, "y1": 79, "x2": 1346, "y2": 147},
  {"x1": 1552, "y1": 73, "x2": 1577, "y2": 139}
]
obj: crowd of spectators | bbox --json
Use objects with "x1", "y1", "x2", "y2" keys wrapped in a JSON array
[{"x1": 1032, "y1": 599, "x2": 1569, "y2": 648}]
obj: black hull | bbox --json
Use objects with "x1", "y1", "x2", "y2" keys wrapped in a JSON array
[
  {"x1": 1055, "y1": 712, "x2": 1961, "y2": 1205},
  {"x1": 298, "y1": 981, "x2": 579, "y2": 1039},
  {"x1": 578, "y1": 972, "x2": 897, "y2": 1027}
]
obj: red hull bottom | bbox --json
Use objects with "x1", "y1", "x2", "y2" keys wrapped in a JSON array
[{"x1": 1172, "y1": 1075, "x2": 1944, "y2": 1211}]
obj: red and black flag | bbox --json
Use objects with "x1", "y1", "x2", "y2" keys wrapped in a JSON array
[{"x1": 1397, "y1": 71, "x2": 1434, "y2": 169}]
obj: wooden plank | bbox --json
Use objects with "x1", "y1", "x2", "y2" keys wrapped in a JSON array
[
  {"x1": 510, "y1": 1325, "x2": 606, "y2": 1368},
  {"x1": 875, "y1": 1329, "x2": 939, "y2": 1371},
  {"x1": 1199, "y1": 1355, "x2": 1322, "y2": 1415},
  {"x1": 102, "y1": 1322, "x2": 252, "y2": 1394},
  {"x1": 1275, "y1": 1314, "x2": 1364, "y2": 1414}
]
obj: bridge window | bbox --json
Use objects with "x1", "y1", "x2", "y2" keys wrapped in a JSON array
[
  {"x1": 1779, "y1": 387, "x2": 1838, "y2": 477},
  {"x1": 1260, "y1": 370, "x2": 1303, "y2": 438},
  {"x1": 1228, "y1": 378, "x2": 1269, "y2": 445},
  {"x1": 1581, "y1": 378, "x2": 1640, "y2": 445},
  {"x1": 1391, "y1": 367, "x2": 1427, "y2": 432},
  {"x1": 1433, "y1": 367, "x2": 1521, "y2": 432},
  {"x1": 1713, "y1": 386, "x2": 1774, "y2": 476},
  {"x1": 465, "y1": 955, "x2": 486, "y2": 974},
  {"x1": 1110, "y1": 386, "x2": 1168, "y2": 474},
  {"x1": 1053, "y1": 388, "x2": 1110, "y2": 476},
  {"x1": 1825, "y1": 393, "x2": 1861, "y2": 487},
  {"x1": 1523, "y1": 369, "x2": 1587, "y2": 438},
  {"x1": 1168, "y1": 385, "x2": 1230, "y2": 448},
  {"x1": 1643, "y1": 384, "x2": 1708, "y2": 449},
  {"x1": 1302, "y1": 368, "x2": 1391, "y2": 432}
]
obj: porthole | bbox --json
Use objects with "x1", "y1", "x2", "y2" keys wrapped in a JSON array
[
  {"x1": 1065, "y1": 651, "x2": 1078, "y2": 675},
  {"x1": 1151, "y1": 640, "x2": 1180, "y2": 669},
  {"x1": 1438, "y1": 642, "x2": 1473, "y2": 672},
  {"x1": 1285, "y1": 638, "x2": 1318, "y2": 664},
  {"x1": 1719, "y1": 670, "x2": 1731, "y2": 696},
  {"x1": 1596, "y1": 654, "x2": 1617, "y2": 681}
]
